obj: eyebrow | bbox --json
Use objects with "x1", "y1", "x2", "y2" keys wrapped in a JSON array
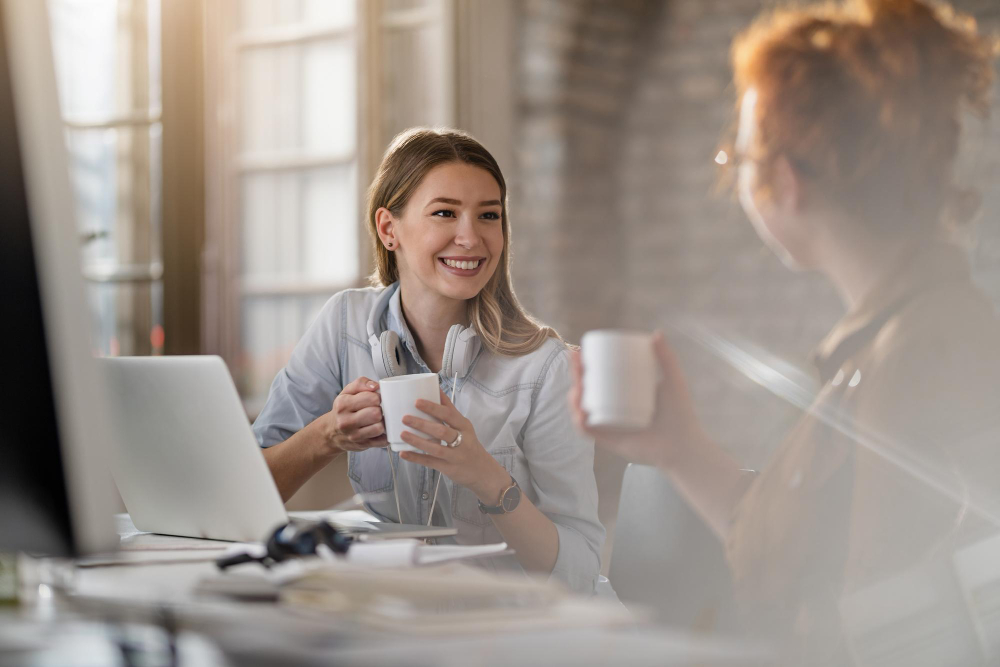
[{"x1": 425, "y1": 197, "x2": 502, "y2": 207}]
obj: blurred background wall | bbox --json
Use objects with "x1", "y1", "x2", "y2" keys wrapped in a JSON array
[
  {"x1": 48, "y1": 0, "x2": 1000, "y2": 569},
  {"x1": 507, "y1": 0, "x2": 1000, "y2": 564},
  {"x1": 511, "y1": 0, "x2": 1000, "y2": 467}
]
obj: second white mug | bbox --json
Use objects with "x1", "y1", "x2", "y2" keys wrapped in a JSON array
[{"x1": 581, "y1": 329, "x2": 659, "y2": 430}]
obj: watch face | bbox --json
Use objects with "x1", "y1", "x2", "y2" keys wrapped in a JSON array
[{"x1": 501, "y1": 485, "x2": 521, "y2": 512}]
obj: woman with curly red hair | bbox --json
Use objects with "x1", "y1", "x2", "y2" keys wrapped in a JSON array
[{"x1": 572, "y1": 0, "x2": 1000, "y2": 659}]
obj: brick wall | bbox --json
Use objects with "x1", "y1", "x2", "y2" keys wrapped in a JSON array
[{"x1": 509, "y1": 0, "x2": 1000, "y2": 467}]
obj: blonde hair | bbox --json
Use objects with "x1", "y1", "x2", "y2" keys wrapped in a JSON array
[
  {"x1": 731, "y1": 0, "x2": 997, "y2": 233},
  {"x1": 366, "y1": 128, "x2": 560, "y2": 356}
]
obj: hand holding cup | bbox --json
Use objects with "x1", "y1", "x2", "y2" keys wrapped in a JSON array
[{"x1": 569, "y1": 330, "x2": 709, "y2": 469}]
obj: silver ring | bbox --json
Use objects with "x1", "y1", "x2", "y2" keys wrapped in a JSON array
[{"x1": 447, "y1": 432, "x2": 463, "y2": 448}]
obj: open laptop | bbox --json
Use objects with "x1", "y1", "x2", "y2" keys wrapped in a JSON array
[{"x1": 101, "y1": 355, "x2": 456, "y2": 543}]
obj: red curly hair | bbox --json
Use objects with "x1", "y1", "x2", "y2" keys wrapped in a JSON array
[{"x1": 731, "y1": 0, "x2": 997, "y2": 234}]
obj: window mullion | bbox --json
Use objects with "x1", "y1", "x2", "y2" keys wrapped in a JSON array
[{"x1": 63, "y1": 110, "x2": 161, "y2": 130}]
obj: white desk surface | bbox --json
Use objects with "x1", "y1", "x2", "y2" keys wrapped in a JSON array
[{"x1": 8, "y1": 515, "x2": 769, "y2": 666}]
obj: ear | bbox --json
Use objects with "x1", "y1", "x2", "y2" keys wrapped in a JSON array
[
  {"x1": 375, "y1": 207, "x2": 397, "y2": 249},
  {"x1": 772, "y1": 155, "x2": 803, "y2": 215}
]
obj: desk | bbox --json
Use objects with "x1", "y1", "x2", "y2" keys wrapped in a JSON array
[{"x1": 4, "y1": 516, "x2": 769, "y2": 666}]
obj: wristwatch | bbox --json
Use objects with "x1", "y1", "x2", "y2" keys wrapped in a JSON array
[{"x1": 478, "y1": 475, "x2": 521, "y2": 514}]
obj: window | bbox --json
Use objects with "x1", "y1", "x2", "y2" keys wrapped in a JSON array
[
  {"x1": 205, "y1": 0, "x2": 464, "y2": 410},
  {"x1": 48, "y1": 0, "x2": 163, "y2": 357},
  {"x1": 49, "y1": 0, "x2": 491, "y2": 408},
  {"x1": 203, "y1": 1, "x2": 360, "y2": 409}
]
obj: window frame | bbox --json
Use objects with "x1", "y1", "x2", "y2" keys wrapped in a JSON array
[
  {"x1": 51, "y1": 0, "x2": 163, "y2": 357},
  {"x1": 202, "y1": 0, "x2": 369, "y2": 396}
]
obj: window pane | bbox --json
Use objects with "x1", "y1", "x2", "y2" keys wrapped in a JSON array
[
  {"x1": 302, "y1": 166, "x2": 358, "y2": 282},
  {"x1": 240, "y1": 166, "x2": 359, "y2": 284},
  {"x1": 240, "y1": 0, "x2": 356, "y2": 32},
  {"x1": 67, "y1": 125, "x2": 162, "y2": 269},
  {"x1": 241, "y1": 40, "x2": 355, "y2": 156},
  {"x1": 48, "y1": 0, "x2": 117, "y2": 118},
  {"x1": 240, "y1": 170, "x2": 283, "y2": 279},
  {"x1": 240, "y1": 47, "x2": 289, "y2": 154},
  {"x1": 302, "y1": 40, "x2": 356, "y2": 155},
  {"x1": 240, "y1": 0, "x2": 299, "y2": 32},
  {"x1": 301, "y1": 0, "x2": 355, "y2": 28},
  {"x1": 383, "y1": 21, "x2": 451, "y2": 133},
  {"x1": 48, "y1": 0, "x2": 160, "y2": 117},
  {"x1": 239, "y1": 295, "x2": 329, "y2": 400},
  {"x1": 88, "y1": 281, "x2": 163, "y2": 357}
]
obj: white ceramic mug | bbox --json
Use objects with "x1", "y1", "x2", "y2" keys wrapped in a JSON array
[
  {"x1": 379, "y1": 372, "x2": 443, "y2": 452},
  {"x1": 581, "y1": 330, "x2": 659, "y2": 430}
]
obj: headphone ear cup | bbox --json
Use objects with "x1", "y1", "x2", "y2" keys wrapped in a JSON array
[
  {"x1": 442, "y1": 325, "x2": 480, "y2": 379},
  {"x1": 379, "y1": 330, "x2": 405, "y2": 377},
  {"x1": 370, "y1": 337, "x2": 388, "y2": 380},
  {"x1": 266, "y1": 524, "x2": 295, "y2": 563}
]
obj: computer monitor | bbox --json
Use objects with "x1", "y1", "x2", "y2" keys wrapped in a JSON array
[{"x1": 0, "y1": 0, "x2": 118, "y2": 556}]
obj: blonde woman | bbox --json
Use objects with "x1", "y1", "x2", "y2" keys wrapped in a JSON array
[{"x1": 253, "y1": 128, "x2": 604, "y2": 594}]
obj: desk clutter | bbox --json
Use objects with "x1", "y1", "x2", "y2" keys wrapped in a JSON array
[
  {"x1": 111, "y1": 513, "x2": 629, "y2": 631},
  {"x1": 185, "y1": 513, "x2": 633, "y2": 635},
  {"x1": 77, "y1": 512, "x2": 635, "y2": 636},
  {"x1": 215, "y1": 522, "x2": 511, "y2": 571},
  {"x1": 2, "y1": 513, "x2": 768, "y2": 666}
]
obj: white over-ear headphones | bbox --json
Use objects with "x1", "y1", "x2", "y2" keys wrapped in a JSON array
[{"x1": 366, "y1": 283, "x2": 481, "y2": 381}]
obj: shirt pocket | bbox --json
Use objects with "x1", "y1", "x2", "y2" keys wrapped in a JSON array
[
  {"x1": 347, "y1": 449, "x2": 394, "y2": 494},
  {"x1": 451, "y1": 445, "x2": 527, "y2": 528}
]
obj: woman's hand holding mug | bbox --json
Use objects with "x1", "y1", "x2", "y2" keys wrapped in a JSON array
[
  {"x1": 398, "y1": 390, "x2": 511, "y2": 504},
  {"x1": 569, "y1": 330, "x2": 708, "y2": 470},
  {"x1": 324, "y1": 376, "x2": 388, "y2": 452}
]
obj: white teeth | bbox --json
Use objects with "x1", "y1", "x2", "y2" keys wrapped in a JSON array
[{"x1": 443, "y1": 259, "x2": 480, "y2": 270}]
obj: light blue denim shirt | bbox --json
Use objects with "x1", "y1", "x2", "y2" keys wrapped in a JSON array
[{"x1": 252, "y1": 284, "x2": 605, "y2": 594}]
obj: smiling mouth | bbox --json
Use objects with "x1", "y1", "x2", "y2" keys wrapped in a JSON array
[{"x1": 440, "y1": 258, "x2": 484, "y2": 270}]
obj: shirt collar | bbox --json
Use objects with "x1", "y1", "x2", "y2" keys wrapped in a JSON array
[
  {"x1": 811, "y1": 240, "x2": 972, "y2": 382},
  {"x1": 384, "y1": 282, "x2": 430, "y2": 371},
  {"x1": 383, "y1": 281, "x2": 486, "y2": 381}
]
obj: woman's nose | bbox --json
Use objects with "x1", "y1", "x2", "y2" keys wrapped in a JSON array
[{"x1": 453, "y1": 214, "x2": 480, "y2": 249}]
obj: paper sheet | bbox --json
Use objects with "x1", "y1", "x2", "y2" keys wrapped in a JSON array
[{"x1": 344, "y1": 540, "x2": 510, "y2": 568}]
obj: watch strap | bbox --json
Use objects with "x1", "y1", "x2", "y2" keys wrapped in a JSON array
[{"x1": 478, "y1": 475, "x2": 518, "y2": 514}]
